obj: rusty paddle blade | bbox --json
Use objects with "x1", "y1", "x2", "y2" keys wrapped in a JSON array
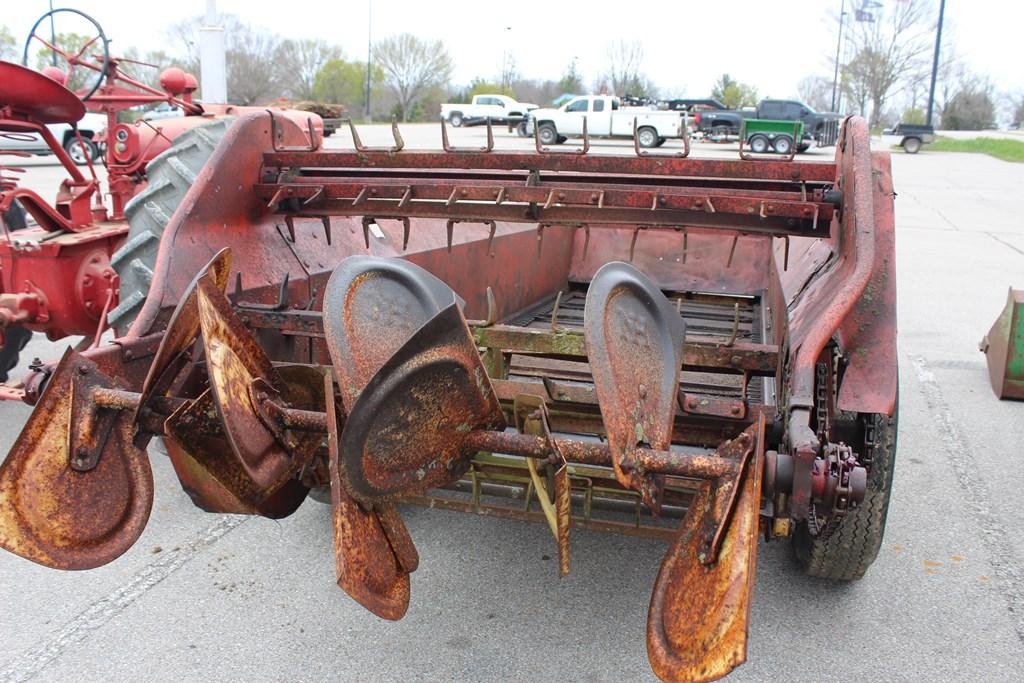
[
  {"x1": 583, "y1": 261, "x2": 686, "y2": 514},
  {"x1": 0, "y1": 349, "x2": 153, "y2": 569},
  {"x1": 192, "y1": 276, "x2": 309, "y2": 513},
  {"x1": 323, "y1": 255, "x2": 460, "y2": 411},
  {"x1": 340, "y1": 302, "x2": 505, "y2": 502},
  {"x1": 326, "y1": 372, "x2": 411, "y2": 620},
  {"x1": 132, "y1": 248, "x2": 232, "y2": 433},
  {"x1": 647, "y1": 421, "x2": 764, "y2": 683}
]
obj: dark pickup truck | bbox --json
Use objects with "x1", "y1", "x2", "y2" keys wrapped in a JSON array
[{"x1": 695, "y1": 99, "x2": 841, "y2": 151}]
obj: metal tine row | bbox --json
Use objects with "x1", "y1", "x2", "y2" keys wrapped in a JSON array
[
  {"x1": 632, "y1": 117, "x2": 691, "y2": 158},
  {"x1": 534, "y1": 117, "x2": 590, "y2": 155},
  {"x1": 440, "y1": 117, "x2": 495, "y2": 153},
  {"x1": 346, "y1": 117, "x2": 405, "y2": 153},
  {"x1": 268, "y1": 110, "x2": 321, "y2": 153}
]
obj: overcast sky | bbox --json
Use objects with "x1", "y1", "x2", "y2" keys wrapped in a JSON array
[{"x1": 5, "y1": 0, "x2": 1022, "y2": 101}]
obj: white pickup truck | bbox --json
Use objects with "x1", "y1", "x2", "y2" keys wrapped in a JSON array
[
  {"x1": 524, "y1": 95, "x2": 686, "y2": 148},
  {"x1": 440, "y1": 94, "x2": 538, "y2": 128}
]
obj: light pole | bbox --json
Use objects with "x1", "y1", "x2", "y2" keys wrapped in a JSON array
[
  {"x1": 499, "y1": 26, "x2": 512, "y2": 94},
  {"x1": 925, "y1": 0, "x2": 946, "y2": 127},
  {"x1": 365, "y1": 0, "x2": 372, "y2": 121},
  {"x1": 830, "y1": 0, "x2": 847, "y2": 112}
]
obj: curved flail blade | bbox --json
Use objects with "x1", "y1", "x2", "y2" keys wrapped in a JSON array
[
  {"x1": 647, "y1": 419, "x2": 765, "y2": 683},
  {"x1": 0, "y1": 349, "x2": 153, "y2": 569},
  {"x1": 340, "y1": 302, "x2": 505, "y2": 501},
  {"x1": 132, "y1": 248, "x2": 232, "y2": 434},
  {"x1": 321, "y1": 257, "x2": 456, "y2": 616},
  {"x1": 192, "y1": 275, "x2": 311, "y2": 516},
  {"x1": 326, "y1": 373, "x2": 411, "y2": 620},
  {"x1": 323, "y1": 255, "x2": 459, "y2": 410},
  {"x1": 583, "y1": 262, "x2": 685, "y2": 514}
]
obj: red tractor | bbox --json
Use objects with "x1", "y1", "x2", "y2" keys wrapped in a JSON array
[{"x1": 0, "y1": 8, "x2": 322, "y2": 384}]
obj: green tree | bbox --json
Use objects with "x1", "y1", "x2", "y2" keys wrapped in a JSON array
[
  {"x1": 558, "y1": 60, "x2": 584, "y2": 94},
  {"x1": 0, "y1": 25, "x2": 17, "y2": 62},
  {"x1": 314, "y1": 58, "x2": 383, "y2": 112},
  {"x1": 277, "y1": 38, "x2": 342, "y2": 101},
  {"x1": 712, "y1": 73, "x2": 758, "y2": 108},
  {"x1": 901, "y1": 107, "x2": 926, "y2": 125},
  {"x1": 467, "y1": 78, "x2": 514, "y2": 99}
]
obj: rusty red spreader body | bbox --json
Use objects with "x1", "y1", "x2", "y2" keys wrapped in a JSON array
[{"x1": 0, "y1": 104, "x2": 897, "y2": 681}]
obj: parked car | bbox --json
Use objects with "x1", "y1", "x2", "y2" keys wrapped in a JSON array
[
  {"x1": 0, "y1": 111, "x2": 105, "y2": 163},
  {"x1": 142, "y1": 102, "x2": 185, "y2": 121},
  {"x1": 524, "y1": 95, "x2": 687, "y2": 148},
  {"x1": 440, "y1": 94, "x2": 538, "y2": 127},
  {"x1": 695, "y1": 99, "x2": 841, "y2": 151}
]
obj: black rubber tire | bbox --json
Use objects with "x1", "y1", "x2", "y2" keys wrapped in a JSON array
[
  {"x1": 556, "y1": 135, "x2": 568, "y2": 144},
  {"x1": 749, "y1": 135, "x2": 770, "y2": 154},
  {"x1": 0, "y1": 325, "x2": 33, "y2": 383},
  {"x1": 107, "y1": 119, "x2": 231, "y2": 335},
  {"x1": 637, "y1": 126, "x2": 658, "y2": 148},
  {"x1": 797, "y1": 143, "x2": 811, "y2": 153},
  {"x1": 655, "y1": 137, "x2": 667, "y2": 147},
  {"x1": 538, "y1": 123, "x2": 558, "y2": 145},
  {"x1": 903, "y1": 137, "x2": 922, "y2": 154},
  {"x1": 516, "y1": 121, "x2": 528, "y2": 137},
  {"x1": 772, "y1": 135, "x2": 793, "y2": 155},
  {"x1": 449, "y1": 112, "x2": 464, "y2": 127},
  {"x1": 1, "y1": 200, "x2": 27, "y2": 232},
  {"x1": 793, "y1": 408, "x2": 898, "y2": 580},
  {"x1": 64, "y1": 135, "x2": 98, "y2": 164}
]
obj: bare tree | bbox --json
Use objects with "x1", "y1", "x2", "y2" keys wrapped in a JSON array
[
  {"x1": 601, "y1": 40, "x2": 656, "y2": 96},
  {"x1": 277, "y1": 38, "x2": 342, "y2": 101},
  {"x1": 168, "y1": 15, "x2": 283, "y2": 104},
  {"x1": 373, "y1": 34, "x2": 453, "y2": 122},
  {"x1": 797, "y1": 75, "x2": 833, "y2": 112},
  {"x1": 841, "y1": 0, "x2": 935, "y2": 127}
]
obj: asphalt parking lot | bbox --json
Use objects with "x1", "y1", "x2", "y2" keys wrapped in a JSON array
[{"x1": 1, "y1": 124, "x2": 1023, "y2": 682}]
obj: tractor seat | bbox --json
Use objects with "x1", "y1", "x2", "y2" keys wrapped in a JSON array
[{"x1": 0, "y1": 60, "x2": 85, "y2": 124}]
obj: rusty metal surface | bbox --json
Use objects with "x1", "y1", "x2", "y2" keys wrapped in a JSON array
[
  {"x1": 0, "y1": 349, "x2": 153, "y2": 569},
  {"x1": 322, "y1": 256, "x2": 457, "y2": 409},
  {"x1": 326, "y1": 373, "x2": 412, "y2": 620},
  {"x1": 134, "y1": 249, "x2": 232, "y2": 428},
  {"x1": 584, "y1": 262, "x2": 686, "y2": 513},
  {"x1": 647, "y1": 421, "x2": 764, "y2": 683},
  {"x1": 266, "y1": 149, "x2": 838, "y2": 183},
  {"x1": 340, "y1": 303, "x2": 504, "y2": 501},
  {"x1": 835, "y1": 150, "x2": 899, "y2": 414}
]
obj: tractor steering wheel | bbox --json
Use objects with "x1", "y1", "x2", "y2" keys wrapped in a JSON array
[{"x1": 22, "y1": 8, "x2": 110, "y2": 101}]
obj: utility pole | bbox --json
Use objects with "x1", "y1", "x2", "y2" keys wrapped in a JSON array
[
  {"x1": 365, "y1": 0, "x2": 372, "y2": 121},
  {"x1": 925, "y1": 0, "x2": 946, "y2": 127},
  {"x1": 831, "y1": 0, "x2": 846, "y2": 112}
]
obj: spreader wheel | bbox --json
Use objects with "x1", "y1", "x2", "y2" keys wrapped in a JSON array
[
  {"x1": 793, "y1": 406, "x2": 898, "y2": 580},
  {"x1": 107, "y1": 119, "x2": 231, "y2": 335}
]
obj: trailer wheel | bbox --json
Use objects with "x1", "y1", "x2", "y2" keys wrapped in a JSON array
[
  {"x1": 516, "y1": 121, "x2": 528, "y2": 137},
  {"x1": 772, "y1": 135, "x2": 793, "y2": 155},
  {"x1": 0, "y1": 325, "x2": 32, "y2": 383},
  {"x1": 107, "y1": 119, "x2": 232, "y2": 335},
  {"x1": 793, "y1": 407, "x2": 898, "y2": 580},
  {"x1": 748, "y1": 135, "x2": 770, "y2": 154},
  {"x1": 797, "y1": 143, "x2": 811, "y2": 153},
  {"x1": 902, "y1": 137, "x2": 922, "y2": 154},
  {"x1": 637, "y1": 126, "x2": 659, "y2": 148},
  {"x1": 449, "y1": 112, "x2": 464, "y2": 127},
  {"x1": 538, "y1": 123, "x2": 559, "y2": 145},
  {"x1": 655, "y1": 137, "x2": 667, "y2": 147}
]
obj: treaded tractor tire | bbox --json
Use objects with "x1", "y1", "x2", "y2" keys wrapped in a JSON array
[
  {"x1": 107, "y1": 119, "x2": 232, "y2": 334},
  {"x1": 792, "y1": 407, "x2": 898, "y2": 580}
]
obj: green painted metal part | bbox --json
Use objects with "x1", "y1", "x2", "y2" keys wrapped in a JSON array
[
  {"x1": 980, "y1": 287, "x2": 1024, "y2": 400},
  {"x1": 742, "y1": 118, "x2": 804, "y2": 140}
]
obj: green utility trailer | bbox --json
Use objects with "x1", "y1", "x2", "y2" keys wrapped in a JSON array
[{"x1": 740, "y1": 119, "x2": 805, "y2": 155}]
